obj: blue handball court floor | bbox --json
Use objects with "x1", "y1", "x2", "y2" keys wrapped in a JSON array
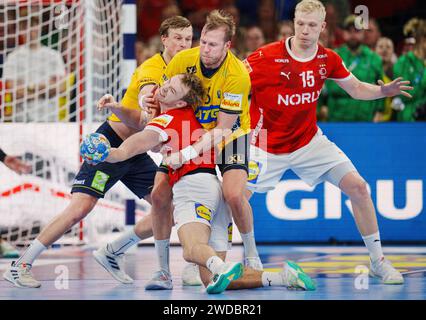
[{"x1": 1, "y1": 245, "x2": 425, "y2": 300}]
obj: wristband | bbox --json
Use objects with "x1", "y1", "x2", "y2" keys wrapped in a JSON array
[
  {"x1": 180, "y1": 145, "x2": 198, "y2": 162},
  {"x1": 0, "y1": 149, "x2": 7, "y2": 162}
]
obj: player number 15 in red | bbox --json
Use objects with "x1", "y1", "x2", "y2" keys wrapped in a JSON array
[{"x1": 299, "y1": 71, "x2": 315, "y2": 88}]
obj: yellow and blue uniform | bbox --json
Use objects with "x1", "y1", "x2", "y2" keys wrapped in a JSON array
[
  {"x1": 109, "y1": 53, "x2": 166, "y2": 122},
  {"x1": 163, "y1": 47, "x2": 251, "y2": 173},
  {"x1": 72, "y1": 54, "x2": 167, "y2": 199}
]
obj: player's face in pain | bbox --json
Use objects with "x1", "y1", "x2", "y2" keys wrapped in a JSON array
[
  {"x1": 294, "y1": 11, "x2": 325, "y2": 48},
  {"x1": 155, "y1": 75, "x2": 189, "y2": 108},
  {"x1": 199, "y1": 27, "x2": 231, "y2": 69}
]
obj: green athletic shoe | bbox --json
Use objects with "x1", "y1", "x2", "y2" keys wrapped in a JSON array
[
  {"x1": 206, "y1": 262, "x2": 244, "y2": 294},
  {"x1": 0, "y1": 241, "x2": 19, "y2": 258},
  {"x1": 282, "y1": 260, "x2": 316, "y2": 291}
]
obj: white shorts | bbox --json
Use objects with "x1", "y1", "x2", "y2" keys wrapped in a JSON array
[
  {"x1": 247, "y1": 128, "x2": 356, "y2": 193},
  {"x1": 172, "y1": 173, "x2": 232, "y2": 252}
]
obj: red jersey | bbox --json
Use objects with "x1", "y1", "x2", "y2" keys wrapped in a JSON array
[
  {"x1": 145, "y1": 107, "x2": 215, "y2": 185},
  {"x1": 245, "y1": 37, "x2": 352, "y2": 153}
]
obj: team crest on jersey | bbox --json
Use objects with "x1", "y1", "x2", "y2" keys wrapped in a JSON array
[
  {"x1": 195, "y1": 203, "x2": 212, "y2": 222},
  {"x1": 222, "y1": 92, "x2": 243, "y2": 111},
  {"x1": 319, "y1": 67, "x2": 327, "y2": 79},
  {"x1": 150, "y1": 114, "x2": 174, "y2": 128},
  {"x1": 186, "y1": 65, "x2": 197, "y2": 74},
  {"x1": 248, "y1": 161, "x2": 262, "y2": 183}
]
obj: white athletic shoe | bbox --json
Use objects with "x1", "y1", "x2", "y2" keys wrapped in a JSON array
[
  {"x1": 280, "y1": 261, "x2": 316, "y2": 291},
  {"x1": 244, "y1": 256, "x2": 263, "y2": 271},
  {"x1": 92, "y1": 245, "x2": 133, "y2": 284},
  {"x1": 370, "y1": 257, "x2": 404, "y2": 285},
  {"x1": 145, "y1": 270, "x2": 173, "y2": 290},
  {"x1": 3, "y1": 262, "x2": 41, "y2": 288},
  {"x1": 182, "y1": 263, "x2": 203, "y2": 286}
]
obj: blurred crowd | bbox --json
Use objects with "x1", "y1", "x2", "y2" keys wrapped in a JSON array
[{"x1": 136, "y1": 0, "x2": 426, "y2": 122}]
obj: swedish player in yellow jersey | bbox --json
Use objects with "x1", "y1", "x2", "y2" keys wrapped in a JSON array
[
  {"x1": 140, "y1": 10, "x2": 262, "y2": 290},
  {"x1": 3, "y1": 16, "x2": 193, "y2": 289}
]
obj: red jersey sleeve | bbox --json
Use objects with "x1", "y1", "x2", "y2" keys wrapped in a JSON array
[
  {"x1": 326, "y1": 49, "x2": 352, "y2": 81},
  {"x1": 244, "y1": 49, "x2": 267, "y2": 89},
  {"x1": 145, "y1": 113, "x2": 176, "y2": 142}
]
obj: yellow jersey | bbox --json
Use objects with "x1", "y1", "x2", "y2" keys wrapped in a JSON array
[
  {"x1": 108, "y1": 53, "x2": 166, "y2": 122},
  {"x1": 163, "y1": 47, "x2": 251, "y2": 140}
]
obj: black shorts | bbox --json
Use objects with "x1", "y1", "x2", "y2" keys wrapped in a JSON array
[
  {"x1": 71, "y1": 121, "x2": 158, "y2": 199},
  {"x1": 157, "y1": 134, "x2": 250, "y2": 175},
  {"x1": 217, "y1": 134, "x2": 249, "y2": 175}
]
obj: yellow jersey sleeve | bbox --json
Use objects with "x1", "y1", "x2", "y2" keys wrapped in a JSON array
[
  {"x1": 109, "y1": 54, "x2": 165, "y2": 122},
  {"x1": 220, "y1": 72, "x2": 250, "y2": 115}
]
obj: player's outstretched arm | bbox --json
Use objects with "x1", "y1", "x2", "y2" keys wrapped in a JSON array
[
  {"x1": 97, "y1": 94, "x2": 149, "y2": 131},
  {"x1": 106, "y1": 129, "x2": 162, "y2": 163},
  {"x1": 337, "y1": 76, "x2": 413, "y2": 101}
]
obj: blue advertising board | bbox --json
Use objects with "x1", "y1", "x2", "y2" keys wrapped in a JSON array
[{"x1": 250, "y1": 123, "x2": 426, "y2": 242}]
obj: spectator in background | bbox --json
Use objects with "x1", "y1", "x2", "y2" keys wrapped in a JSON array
[
  {"x1": 258, "y1": 0, "x2": 277, "y2": 43},
  {"x1": 393, "y1": 18, "x2": 426, "y2": 121},
  {"x1": 2, "y1": 16, "x2": 67, "y2": 122},
  {"x1": 324, "y1": 2, "x2": 345, "y2": 48},
  {"x1": 0, "y1": 147, "x2": 31, "y2": 258},
  {"x1": 375, "y1": 37, "x2": 397, "y2": 121},
  {"x1": 276, "y1": 20, "x2": 294, "y2": 40},
  {"x1": 322, "y1": 15, "x2": 385, "y2": 122},
  {"x1": 239, "y1": 25, "x2": 265, "y2": 59},
  {"x1": 364, "y1": 18, "x2": 382, "y2": 50},
  {"x1": 401, "y1": 18, "x2": 418, "y2": 55}
]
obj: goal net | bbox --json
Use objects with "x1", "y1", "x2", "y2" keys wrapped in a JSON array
[{"x1": 0, "y1": 0, "x2": 149, "y2": 247}]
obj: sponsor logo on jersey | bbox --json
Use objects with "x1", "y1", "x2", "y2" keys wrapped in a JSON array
[
  {"x1": 248, "y1": 160, "x2": 262, "y2": 183},
  {"x1": 280, "y1": 71, "x2": 291, "y2": 80},
  {"x1": 91, "y1": 171, "x2": 110, "y2": 192},
  {"x1": 195, "y1": 203, "x2": 212, "y2": 222},
  {"x1": 228, "y1": 222, "x2": 233, "y2": 243},
  {"x1": 195, "y1": 105, "x2": 220, "y2": 123},
  {"x1": 242, "y1": 59, "x2": 252, "y2": 73},
  {"x1": 150, "y1": 114, "x2": 174, "y2": 127},
  {"x1": 277, "y1": 89, "x2": 322, "y2": 106},
  {"x1": 275, "y1": 58, "x2": 290, "y2": 63},
  {"x1": 222, "y1": 92, "x2": 243, "y2": 111},
  {"x1": 73, "y1": 179, "x2": 85, "y2": 185},
  {"x1": 317, "y1": 54, "x2": 328, "y2": 59},
  {"x1": 186, "y1": 65, "x2": 197, "y2": 74}
]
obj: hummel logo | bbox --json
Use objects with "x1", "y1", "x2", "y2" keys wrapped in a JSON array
[{"x1": 280, "y1": 71, "x2": 291, "y2": 80}]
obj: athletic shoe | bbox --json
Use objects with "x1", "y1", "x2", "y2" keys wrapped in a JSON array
[
  {"x1": 92, "y1": 245, "x2": 133, "y2": 284},
  {"x1": 370, "y1": 257, "x2": 404, "y2": 285},
  {"x1": 206, "y1": 262, "x2": 243, "y2": 294},
  {"x1": 0, "y1": 241, "x2": 19, "y2": 258},
  {"x1": 3, "y1": 262, "x2": 41, "y2": 288},
  {"x1": 244, "y1": 256, "x2": 263, "y2": 271},
  {"x1": 182, "y1": 263, "x2": 203, "y2": 286},
  {"x1": 281, "y1": 260, "x2": 316, "y2": 291},
  {"x1": 145, "y1": 270, "x2": 173, "y2": 290}
]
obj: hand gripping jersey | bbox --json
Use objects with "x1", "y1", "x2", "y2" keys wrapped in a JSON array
[
  {"x1": 109, "y1": 53, "x2": 166, "y2": 122},
  {"x1": 163, "y1": 47, "x2": 251, "y2": 142},
  {"x1": 245, "y1": 37, "x2": 352, "y2": 153},
  {"x1": 145, "y1": 106, "x2": 216, "y2": 185}
]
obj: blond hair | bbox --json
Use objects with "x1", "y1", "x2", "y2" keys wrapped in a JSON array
[
  {"x1": 203, "y1": 10, "x2": 236, "y2": 42},
  {"x1": 181, "y1": 73, "x2": 205, "y2": 107},
  {"x1": 159, "y1": 16, "x2": 191, "y2": 37},
  {"x1": 295, "y1": 0, "x2": 326, "y2": 21}
]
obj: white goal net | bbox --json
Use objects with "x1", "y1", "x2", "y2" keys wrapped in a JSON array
[{"x1": 0, "y1": 0, "x2": 150, "y2": 247}]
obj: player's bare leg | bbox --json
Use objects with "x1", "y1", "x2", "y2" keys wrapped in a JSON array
[
  {"x1": 222, "y1": 169, "x2": 262, "y2": 270},
  {"x1": 178, "y1": 223, "x2": 243, "y2": 294},
  {"x1": 3, "y1": 192, "x2": 97, "y2": 288},
  {"x1": 339, "y1": 171, "x2": 404, "y2": 284}
]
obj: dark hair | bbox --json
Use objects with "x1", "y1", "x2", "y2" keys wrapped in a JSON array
[
  {"x1": 180, "y1": 73, "x2": 205, "y2": 107},
  {"x1": 159, "y1": 16, "x2": 191, "y2": 37}
]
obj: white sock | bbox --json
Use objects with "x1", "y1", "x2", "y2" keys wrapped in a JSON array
[
  {"x1": 241, "y1": 230, "x2": 259, "y2": 258},
  {"x1": 15, "y1": 239, "x2": 47, "y2": 266},
  {"x1": 155, "y1": 239, "x2": 170, "y2": 273},
  {"x1": 362, "y1": 231, "x2": 384, "y2": 262},
  {"x1": 107, "y1": 228, "x2": 141, "y2": 256},
  {"x1": 206, "y1": 256, "x2": 225, "y2": 275},
  {"x1": 261, "y1": 272, "x2": 285, "y2": 287}
]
